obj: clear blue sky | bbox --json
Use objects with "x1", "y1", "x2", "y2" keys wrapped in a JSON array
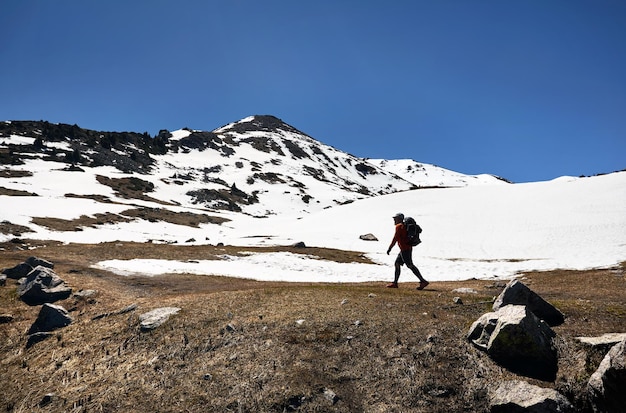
[{"x1": 1, "y1": 1, "x2": 625, "y2": 182}]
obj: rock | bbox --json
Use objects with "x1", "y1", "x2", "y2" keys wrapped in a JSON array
[
  {"x1": 17, "y1": 266, "x2": 72, "y2": 306},
  {"x1": 0, "y1": 313, "x2": 14, "y2": 323},
  {"x1": 2, "y1": 256, "x2": 54, "y2": 279},
  {"x1": 452, "y1": 287, "x2": 477, "y2": 294},
  {"x1": 468, "y1": 305, "x2": 557, "y2": 381},
  {"x1": 26, "y1": 332, "x2": 54, "y2": 348},
  {"x1": 490, "y1": 380, "x2": 573, "y2": 413},
  {"x1": 576, "y1": 333, "x2": 626, "y2": 348},
  {"x1": 3, "y1": 262, "x2": 34, "y2": 280},
  {"x1": 73, "y1": 289, "x2": 98, "y2": 299},
  {"x1": 453, "y1": 296, "x2": 463, "y2": 305},
  {"x1": 588, "y1": 338, "x2": 626, "y2": 413},
  {"x1": 323, "y1": 388, "x2": 339, "y2": 404},
  {"x1": 39, "y1": 393, "x2": 55, "y2": 407},
  {"x1": 25, "y1": 256, "x2": 54, "y2": 270},
  {"x1": 493, "y1": 279, "x2": 565, "y2": 326},
  {"x1": 28, "y1": 303, "x2": 73, "y2": 334},
  {"x1": 290, "y1": 241, "x2": 306, "y2": 248},
  {"x1": 139, "y1": 307, "x2": 180, "y2": 331},
  {"x1": 359, "y1": 233, "x2": 378, "y2": 241},
  {"x1": 0, "y1": 274, "x2": 6, "y2": 286}
]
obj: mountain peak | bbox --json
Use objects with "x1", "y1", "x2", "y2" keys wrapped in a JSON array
[{"x1": 213, "y1": 115, "x2": 308, "y2": 137}]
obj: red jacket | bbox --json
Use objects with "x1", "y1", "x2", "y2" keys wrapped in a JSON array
[{"x1": 389, "y1": 223, "x2": 412, "y2": 252}]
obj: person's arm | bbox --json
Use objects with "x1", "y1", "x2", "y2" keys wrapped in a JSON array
[{"x1": 387, "y1": 225, "x2": 399, "y2": 254}]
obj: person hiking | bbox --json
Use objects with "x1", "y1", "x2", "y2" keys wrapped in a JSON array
[{"x1": 386, "y1": 212, "x2": 429, "y2": 290}]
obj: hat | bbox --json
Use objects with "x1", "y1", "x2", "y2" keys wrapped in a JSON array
[{"x1": 393, "y1": 213, "x2": 404, "y2": 220}]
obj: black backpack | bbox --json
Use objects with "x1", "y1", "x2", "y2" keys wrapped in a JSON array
[{"x1": 403, "y1": 217, "x2": 422, "y2": 246}]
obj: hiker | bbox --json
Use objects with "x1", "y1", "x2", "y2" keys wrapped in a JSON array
[{"x1": 386, "y1": 212, "x2": 429, "y2": 290}]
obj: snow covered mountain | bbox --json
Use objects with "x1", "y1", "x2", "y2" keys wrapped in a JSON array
[
  {"x1": 0, "y1": 115, "x2": 500, "y2": 222},
  {"x1": 2, "y1": 115, "x2": 624, "y2": 282}
]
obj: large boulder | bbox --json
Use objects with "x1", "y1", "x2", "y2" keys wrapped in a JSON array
[
  {"x1": 468, "y1": 305, "x2": 557, "y2": 381},
  {"x1": 17, "y1": 266, "x2": 72, "y2": 306},
  {"x1": 28, "y1": 303, "x2": 73, "y2": 334},
  {"x1": 588, "y1": 338, "x2": 626, "y2": 413},
  {"x1": 493, "y1": 279, "x2": 565, "y2": 326},
  {"x1": 490, "y1": 380, "x2": 573, "y2": 413},
  {"x1": 2, "y1": 256, "x2": 54, "y2": 280}
]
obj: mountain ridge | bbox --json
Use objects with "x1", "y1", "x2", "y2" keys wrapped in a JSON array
[{"x1": 1, "y1": 115, "x2": 504, "y2": 219}]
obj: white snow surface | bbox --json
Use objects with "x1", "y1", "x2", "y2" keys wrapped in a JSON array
[{"x1": 2, "y1": 129, "x2": 625, "y2": 283}]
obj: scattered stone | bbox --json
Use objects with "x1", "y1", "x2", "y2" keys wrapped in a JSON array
[
  {"x1": 359, "y1": 233, "x2": 378, "y2": 241},
  {"x1": 225, "y1": 323, "x2": 237, "y2": 333},
  {"x1": 490, "y1": 380, "x2": 573, "y2": 413},
  {"x1": 0, "y1": 274, "x2": 5, "y2": 286},
  {"x1": 453, "y1": 296, "x2": 463, "y2": 305},
  {"x1": 468, "y1": 305, "x2": 557, "y2": 381},
  {"x1": 39, "y1": 393, "x2": 55, "y2": 407},
  {"x1": 2, "y1": 256, "x2": 54, "y2": 279},
  {"x1": 323, "y1": 388, "x2": 339, "y2": 404},
  {"x1": 576, "y1": 333, "x2": 626, "y2": 348},
  {"x1": 26, "y1": 332, "x2": 54, "y2": 348},
  {"x1": 295, "y1": 319, "x2": 305, "y2": 326},
  {"x1": 340, "y1": 298, "x2": 349, "y2": 305},
  {"x1": 452, "y1": 287, "x2": 477, "y2": 294},
  {"x1": 493, "y1": 279, "x2": 565, "y2": 326},
  {"x1": 368, "y1": 293, "x2": 377, "y2": 298},
  {"x1": 290, "y1": 241, "x2": 306, "y2": 248},
  {"x1": 0, "y1": 313, "x2": 14, "y2": 323},
  {"x1": 28, "y1": 303, "x2": 73, "y2": 334},
  {"x1": 73, "y1": 289, "x2": 98, "y2": 299},
  {"x1": 3, "y1": 262, "x2": 34, "y2": 280},
  {"x1": 17, "y1": 266, "x2": 72, "y2": 306},
  {"x1": 139, "y1": 307, "x2": 180, "y2": 331},
  {"x1": 588, "y1": 338, "x2": 626, "y2": 413}
]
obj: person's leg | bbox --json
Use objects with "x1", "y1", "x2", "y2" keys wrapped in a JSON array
[
  {"x1": 387, "y1": 253, "x2": 403, "y2": 287},
  {"x1": 402, "y1": 250, "x2": 427, "y2": 284}
]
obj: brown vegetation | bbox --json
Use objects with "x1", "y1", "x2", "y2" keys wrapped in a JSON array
[{"x1": 0, "y1": 241, "x2": 624, "y2": 412}]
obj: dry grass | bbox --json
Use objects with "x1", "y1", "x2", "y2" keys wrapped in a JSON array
[{"x1": 1, "y1": 241, "x2": 624, "y2": 412}]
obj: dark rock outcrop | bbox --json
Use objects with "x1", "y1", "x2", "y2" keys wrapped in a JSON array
[{"x1": 17, "y1": 266, "x2": 72, "y2": 306}]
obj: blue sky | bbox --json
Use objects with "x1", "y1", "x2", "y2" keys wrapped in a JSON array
[{"x1": 1, "y1": 1, "x2": 624, "y2": 182}]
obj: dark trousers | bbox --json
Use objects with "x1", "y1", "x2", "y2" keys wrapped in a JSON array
[{"x1": 394, "y1": 249, "x2": 425, "y2": 283}]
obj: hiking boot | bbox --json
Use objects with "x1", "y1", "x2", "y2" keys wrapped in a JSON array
[
  {"x1": 386, "y1": 283, "x2": 398, "y2": 288},
  {"x1": 417, "y1": 281, "x2": 429, "y2": 290}
]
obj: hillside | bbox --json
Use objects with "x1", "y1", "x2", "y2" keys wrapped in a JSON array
[{"x1": 0, "y1": 243, "x2": 624, "y2": 412}]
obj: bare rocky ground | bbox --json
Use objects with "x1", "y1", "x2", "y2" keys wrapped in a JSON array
[{"x1": 1, "y1": 240, "x2": 624, "y2": 412}]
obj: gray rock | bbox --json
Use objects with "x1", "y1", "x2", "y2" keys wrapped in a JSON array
[
  {"x1": 0, "y1": 274, "x2": 6, "y2": 286},
  {"x1": 493, "y1": 279, "x2": 565, "y2": 326},
  {"x1": 139, "y1": 307, "x2": 180, "y2": 331},
  {"x1": 25, "y1": 256, "x2": 54, "y2": 270},
  {"x1": 576, "y1": 333, "x2": 626, "y2": 348},
  {"x1": 290, "y1": 241, "x2": 306, "y2": 248},
  {"x1": 73, "y1": 289, "x2": 98, "y2": 298},
  {"x1": 359, "y1": 233, "x2": 378, "y2": 241},
  {"x1": 17, "y1": 266, "x2": 72, "y2": 306},
  {"x1": 468, "y1": 305, "x2": 557, "y2": 381},
  {"x1": 452, "y1": 287, "x2": 478, "y2": 294},
  {"x1": 2, "y1": 262, "x2": 34, "y2": 280},
  {"x1": 26, "y1": 332, "x2": 54, "y2": 348},
  {"x1": 28, "y1": 303, "x2": 72, "y2": 334},
  {"x1": 490, "y1": 380, "x2": 573, "y2": 413},
  {"x1": 2, "y1": 256, "x2": 54, "y2": 280},
  {"x1": 0, "y1": 313, "x2": 14, "y2": 323},
  {"x1": 588, "y1": 338, "x2": 626, "y2": 413}
]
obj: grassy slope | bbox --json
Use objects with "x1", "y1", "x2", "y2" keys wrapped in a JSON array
[{"x1": 1, "y1": 241, "x2": 625, "y2": 412}]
